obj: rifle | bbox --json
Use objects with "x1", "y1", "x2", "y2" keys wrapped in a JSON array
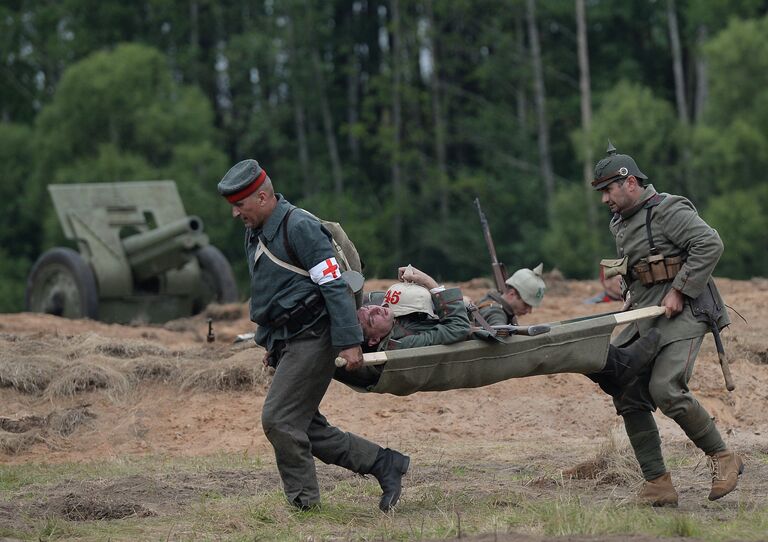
[
  {"x1": 472, "y1": 323, "x2": 552, "y2": 337},
  {"x1": 474, "y1": 197, "x2": 507, "y2": 293}
]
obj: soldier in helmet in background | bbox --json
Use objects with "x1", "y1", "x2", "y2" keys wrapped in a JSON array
[
  {"x1": 589, "y1": 142, "x2": 741, "y2": 506},
  {"x1": 473, "y1": 264, "x2": 546, "y2": 325}
]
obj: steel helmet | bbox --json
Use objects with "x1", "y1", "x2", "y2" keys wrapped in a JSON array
[
  {"x1": 505, "y1": 263, "x2": 546, "y2": 307},
  {"x1": 592, "y1": 141, "x2": 648, "y2": 190},
  {"x1": 383, "y1": 282, "x2": 437, "y2": 319}
]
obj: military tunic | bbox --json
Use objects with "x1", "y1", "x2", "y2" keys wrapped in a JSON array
[
  {"x1": 475, "y1": 291, "x2": 516, "y2": 327},
  {"x1": 608, "y1": 184, "x2": 729, "y2": 479},
  {"x1": 611, "y1": 185, "x2": 729, "y2": 349},
  {"x1": 247, "y1": 194, "x2": 379, "y2": 508},
  {"x1": 247, "y1": 196, "x2": 361, "y2": 351}
]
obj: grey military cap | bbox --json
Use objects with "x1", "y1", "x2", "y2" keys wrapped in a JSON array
[
  {"x1": 218, "y1": 159, "x2": 268, "y2": 202},
  {"x1": 592, "y1": 141, "x2": 647, "y2": 190}
]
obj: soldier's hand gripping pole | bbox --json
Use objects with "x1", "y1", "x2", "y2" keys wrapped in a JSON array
[
  {"x1": 711, "y1": 323, "x2": 735, "y2": 391},
  {"x1": 475, "y1": 197, "x2": 508, "y2": 294}
]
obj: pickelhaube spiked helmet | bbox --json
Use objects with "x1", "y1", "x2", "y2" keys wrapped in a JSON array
[{"x1": 592, "y1": 141, "x2": 647, "y2": 190}]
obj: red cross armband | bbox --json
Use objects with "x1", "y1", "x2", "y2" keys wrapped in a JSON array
[{"x1": 310, "y1": 257, "x2": 341, "y2": 285}]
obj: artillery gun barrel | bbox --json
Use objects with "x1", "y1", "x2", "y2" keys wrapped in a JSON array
[{"x1": 122, "y1": 216, "x2": 208, "y2": 281}]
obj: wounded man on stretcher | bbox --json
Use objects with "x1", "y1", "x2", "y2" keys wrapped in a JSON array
[{"x1": 336, "y1": 266, "x2": 662, "y2": 397}]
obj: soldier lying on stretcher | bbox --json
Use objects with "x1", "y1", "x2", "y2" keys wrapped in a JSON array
[{"x1": 335, "y1": 265, "x2": 661, "y2": 392}]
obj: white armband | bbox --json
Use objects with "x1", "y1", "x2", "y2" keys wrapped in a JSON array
[
  {"x1": 309, "y1": 257, "x2": 342, "y2": 285},
  {"x1": 430, "y1": 285, "x2": 446, "y2": 294}
]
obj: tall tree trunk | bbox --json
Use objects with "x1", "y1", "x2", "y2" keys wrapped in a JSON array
[
  {"x1": 293, "y1": 99, "x2": 312, "y2": 196},
  {"x1": 515, "y1": 11, "x2": 527, "y2": 138},
  {"x1": 666, "y1": 0, "x2": 689, "y2": 125},
  {"x1": 525, "y1": 0, "x2": 555, "y2": 220},
  {"x1": 694, "y1": 24, "x2": 709, "y2": 123},
  {"x1": 391, "y1": 0, "x2": 403, "y2": 264},
  {"x1": 666, "y1": 0, "x2": 692, "y2": 195},
  {"x1": 311, "y1": 49, "x2": 345, "y2": 199},
  {"x1": 575, "y1": 0, "x2": 598, "y2": 259},
  {"x1": 347, "y1": 57, "x2": 361, "y2": 163},
  {"x1": 189, "y1": 0, "x2": 199, "y2": 55},
  {"x1": 302, "y1": 0, "x2": 344, "y2": 199},
  {"x1": 425, "y1": 0, "x2": 449, "y2": 225},
  {"x1": 286, "y1": 16, "x2": 312, "y2": 195}
]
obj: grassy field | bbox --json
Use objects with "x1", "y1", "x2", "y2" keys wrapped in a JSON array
[{"x1": 2, "y1": 447, "x2": 766, "y2": 541}]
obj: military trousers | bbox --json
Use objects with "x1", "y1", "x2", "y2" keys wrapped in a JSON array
[
  {"x1": 613, "y1": 335, "x2": 726, "y2": 479},
  {"x1": 261, "y1": 318, "x2": 380, "y2": 508}
]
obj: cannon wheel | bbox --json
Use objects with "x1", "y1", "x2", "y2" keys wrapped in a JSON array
[
  {"x1": 25, "y1": 247, "x2": 99, "y2": 319},
  {"x1": 192, "y1": 245, "x2": 239, "y2": 313}
]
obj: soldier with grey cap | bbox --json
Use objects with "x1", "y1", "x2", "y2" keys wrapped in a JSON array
[
  {"x1": 218, "y1": 159, "x2": 409, "y2": 512},
  {"x1": 589, "y1": 142, "x2": 742, "y2": 506}
]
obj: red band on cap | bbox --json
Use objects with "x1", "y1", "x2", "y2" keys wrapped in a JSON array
[{"x1": 225, "y1": 169, "x2": 267, "y2": 203}]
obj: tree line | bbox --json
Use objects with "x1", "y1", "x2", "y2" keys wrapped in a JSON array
[{"x1": 1, "y1": 0, "x2": 767, "y2": 312}]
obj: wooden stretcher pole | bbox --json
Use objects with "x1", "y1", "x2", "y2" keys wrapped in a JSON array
[
  {"x1": 612, "y1": 305, "x2": 666, "y2": 324},
  {"x1": 336, "y1": 351, "x2": 388, "y2": 368}
]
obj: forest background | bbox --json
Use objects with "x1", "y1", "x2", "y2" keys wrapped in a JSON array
[{"x1": 1, "y1": 0, "x2": 767, "y2": 312}]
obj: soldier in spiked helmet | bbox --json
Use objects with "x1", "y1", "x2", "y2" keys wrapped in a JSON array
[{"x1": 590, "y1": 142, "x2": 742, "y2": 506}]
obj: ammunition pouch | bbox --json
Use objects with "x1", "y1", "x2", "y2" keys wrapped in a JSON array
[
  {"x1": 600, "y1": 257, "x2": 628, "y2": 279},
  {"x1": 269, "y1": 292, "x2": 326, "y2": 334},
  {"x1": 632, "y1": 253, "x2": 683, "y2": 286}
]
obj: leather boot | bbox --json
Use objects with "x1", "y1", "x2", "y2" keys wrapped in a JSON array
[
  {"x1": 635, "y1": 471, "x2": 678, "y2": 507},
  {"x1": 615, "y1": 329, "x2": 661, "y2": 385},
  {"x1": 369, "y1": 448, "x2": 410, "y2": 512},
  {"x1": 707, "y1": 450, "x2": 744, "y2": 501}
]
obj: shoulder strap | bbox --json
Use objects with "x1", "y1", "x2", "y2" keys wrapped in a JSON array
[
  {"x1": 256, "y1": 239, "x2": 310, "y2": 276},
  {"x1": 642, "y1": 194, "x2": 666, "y2": 255},
  {"x1": 281, "y1": 207, "x2": 302, "y2": 268},
  {"x1": 254, "y1": 206, "x2": 309, "y2": 277}
]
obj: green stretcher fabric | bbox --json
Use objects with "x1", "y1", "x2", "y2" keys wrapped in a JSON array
[{"x1": 360, "y1": 311, "x2": 623, "y2": 396}]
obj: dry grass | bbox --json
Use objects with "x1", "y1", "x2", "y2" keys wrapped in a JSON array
[
  {"x1": 48, "y1": 493, "x2": 156, "y2": 521},
  {"x1": 43, "y1": 358, "x2": 133, "y2": 399},
  {"x1": 0, "y1": 355, "x2": 62, "y2": 394},
  {"x1": 0, "y1": 332, "x2": 252, "y2": 397},
  {"x1": 0, "y1": 405, "x2": 95, "y2": 455},
  {"x1": 45, "y1": 405, "x2": 97, "y2": 437},
  {"x1": 63, "y1": 334, "x2": 171, "y2": 360},
  {"x1": 0, "y1": 430, "x2": 41, "y2": 454},
  {"x1": 180, "y1": 359, "x2": 266, "y2": 392},
  {"x1": 122, "y1": 357, "x2": 182, "y2": 382},
  {"x1": 204, "y1": 303, "x2": 245, "y2": 321},
  {"x1": 559, "y1": 426, "x2": 643, "y2": 486}
]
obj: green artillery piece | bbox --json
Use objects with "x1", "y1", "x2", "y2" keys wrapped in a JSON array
[{"x1": 25, "y1": 181, "x2": 238, "y2": 323}]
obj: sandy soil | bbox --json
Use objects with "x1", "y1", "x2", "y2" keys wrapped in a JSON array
[{"x1": 1, "y1": 276, "x2": 767, "y2": 539}]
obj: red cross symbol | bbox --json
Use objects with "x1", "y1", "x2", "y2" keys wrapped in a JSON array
[{"x1": 321, "y1": 258, "x2": 339, "y2": 279}]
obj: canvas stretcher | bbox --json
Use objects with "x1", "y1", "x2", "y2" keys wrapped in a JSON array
[{"x1": 344, "y1": 306, "x2": 665, "y2": 396}]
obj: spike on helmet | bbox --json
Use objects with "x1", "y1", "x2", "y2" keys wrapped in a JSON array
[{"x1": 592, "y1": 140, "x2": 648, "y2": 190}]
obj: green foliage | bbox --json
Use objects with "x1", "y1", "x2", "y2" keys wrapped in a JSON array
[
  {"x1": 35, "y1": 43, "x2": 215, "y2": 171},
  {"x1": 1, "y1": 2, "x2": 768, "y2": 313},
  {"x1": 692, "y1": 14, "x2": 768, "y2": 197},
  {"x1": 583, "y1": 80, "x2": 679, "y2": 189},
  {"x1": 542, "y1": 184, "x2": 614, "y2": 279},
  {"x1": 704, "y1": 186, "x2": 768, "y2": 278}
]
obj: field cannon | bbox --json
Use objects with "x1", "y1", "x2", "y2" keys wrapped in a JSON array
[{"x1": 25, "y1": 181, "x2": 238, "y2": 323}]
